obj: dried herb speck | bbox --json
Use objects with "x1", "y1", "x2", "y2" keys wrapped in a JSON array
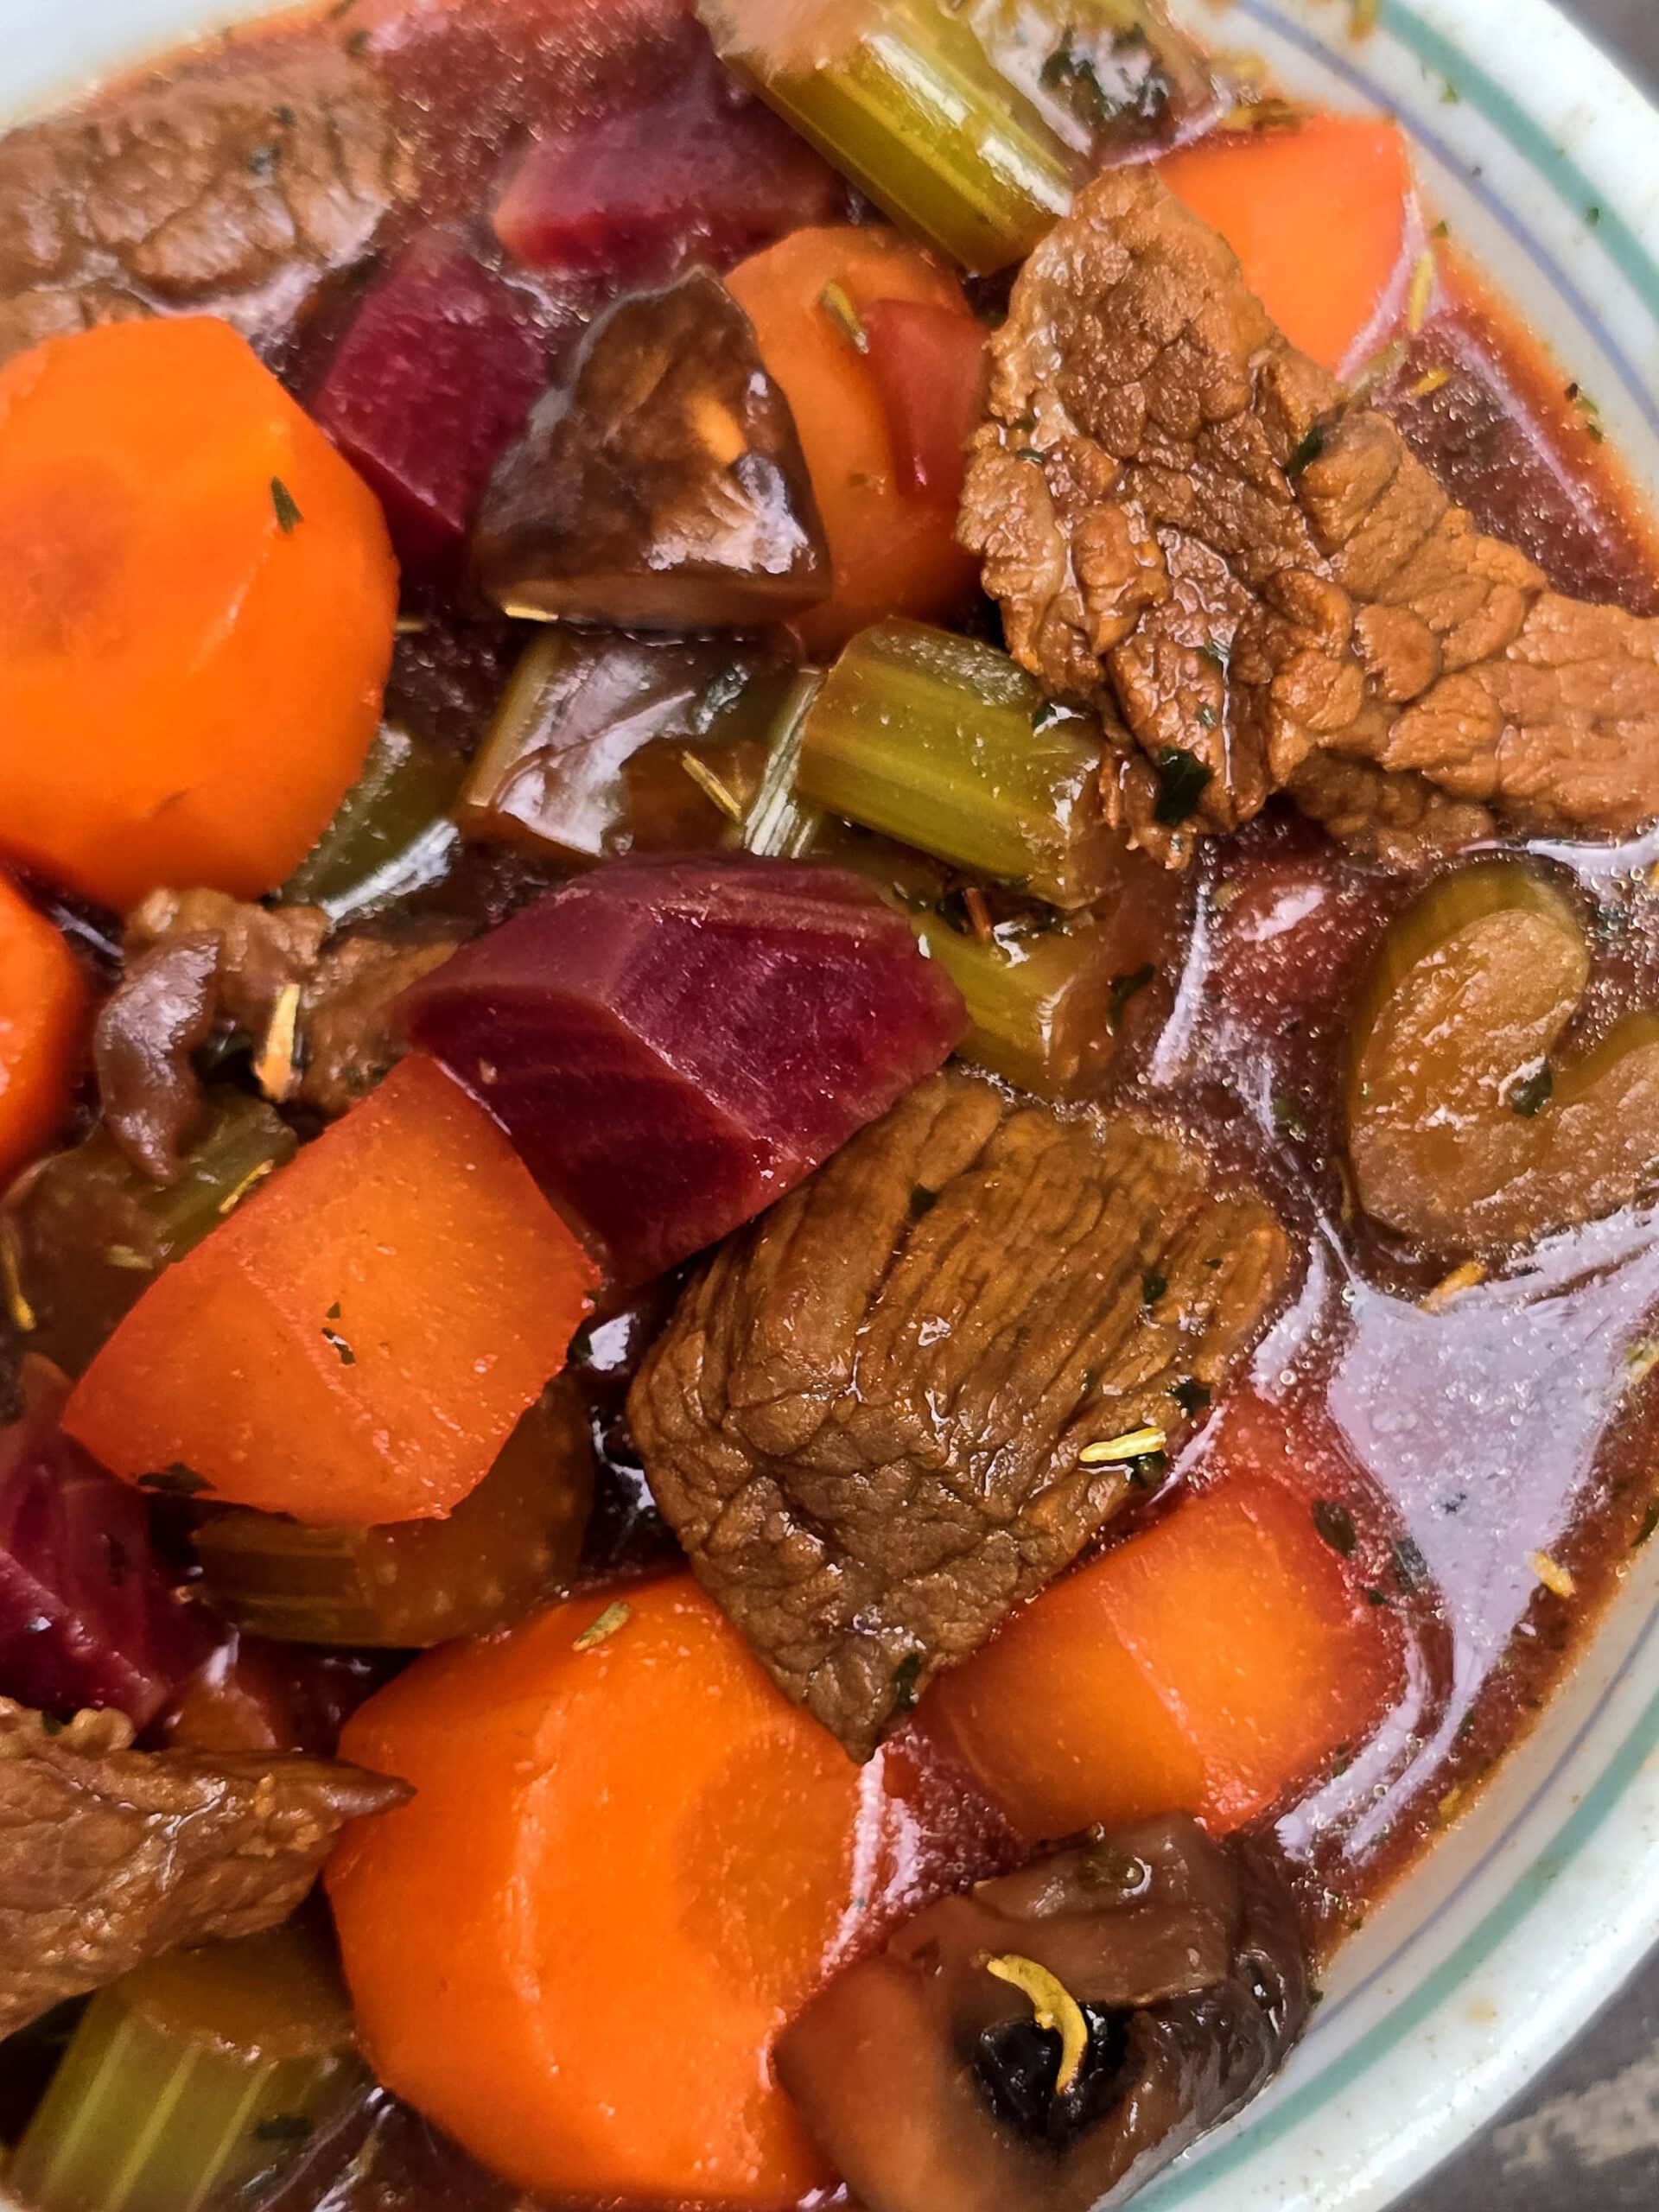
[
  {"x1": 270, "y1": 478, "x2": 303, "y2": 533},
  {"x1": 1169, "y1": 1377, "x2": 1211, "y2": 1416},
  {"x1": 891, "y1": 1651, "x2": 925, "y2": 1713},
  {"x1": 1312, "y1": 1498, "x2": 1357, "y2": 1557},
  {"x1": 1152, "y1": 747, "x2": 1213, "y2": 829}
]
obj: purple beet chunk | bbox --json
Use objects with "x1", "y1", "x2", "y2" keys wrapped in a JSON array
[
  {"x1": 0, "y1": 1381, "x2": 219, "y2": 1728},
  {"x1": 401, "y1": 856, "x2": 968, "y2": 1287},
  {"x1": 492, "y1": 45, "x2": 845, "y2": 283},
  {"x1": 310, "y1": 232, "x2": 551, "y2": 584}
]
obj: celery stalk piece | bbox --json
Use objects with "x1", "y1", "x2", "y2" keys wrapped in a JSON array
[
  {"x1": 281, "y1": 721, "x2": 464, "y2": 924},
  {"x1": 699, "y1": 0, "x2": 1077, "y2": 271},
  {"x1": 10, "y1": 1926, "x2": 362, "y2": 2212},
  {"x1": 740, "y1": 670, "x2": 828, "y2": 859},
  {"x1": 917, "y1": 910, "x2": 1138, "y2": 1101},
  {"x1": 796, "y1": 619, "x2": 1123, "y2": 909},
  {"x1": 8, "y1": 1094, "x2": 297, "y2": 1376},
  {"x1": 192, "y1": 1379, "x2": 594, "y2": 1647}
]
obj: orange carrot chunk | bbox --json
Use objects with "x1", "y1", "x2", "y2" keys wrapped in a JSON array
[
  {"x1": 328, "y1": 1575, "x2": 868, "y2": 2207},
  {"x1": 0, "y1": 317, "x2": 398, "y2": 912},
  {"x1": 0, "y1": 870, "x2": 86, "y2": 1183},
  {"x1": 725, "y1": 226, "x2": 981, "y2": 653},
  {"x1": 928, "y1": 1394, "x2": 1403, "y2": 1839},
  {"x1": 65, "y1": 1055, "x2": 594, "y2": 1527},
  {"x1": 1160, "y1": 114, "x2": 1414, "y2": 377}
]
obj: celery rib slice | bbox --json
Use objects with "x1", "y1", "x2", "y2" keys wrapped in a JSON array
[
  {"x1": 796, "y1": 620, "x2": 1121, "y2": 909},
  {"x1": 10, "y1": 1928, "x2": 361, "y2": 2212}
]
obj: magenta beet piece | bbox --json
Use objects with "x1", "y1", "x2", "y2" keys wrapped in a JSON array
[
  {"x1": 0, "y1": 1373, "x2": 219, "y2": 1727},
  {"x1": 310, "y1": 232, "x2": 550, "y2": 583},
  {"x1": 493, "y1": 46, "x2": 846, "y2": 283},
  {"x1": 401, "y1": 857, "x2": 968, "y2": 1287}
]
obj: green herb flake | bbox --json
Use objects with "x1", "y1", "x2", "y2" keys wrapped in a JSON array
[
  {"x1": 819, "y1": 281, "x2": 868, "y2": 354},
  {"x1": 1169, "y1": 1377, "x2": 1211, "y2": 1417},
  {"x1": 1271, "y1": 1091, "x2": 1310, "y2": 1141},
  {"x1": 1509, "y1": 1062, "x2": 1554, "y2": 1117},
  {"x1": 254, "y1": 2115, "x2": 315, "y2": 2145},
  {"x1": 1141, "y1": 1268, "x2": 1168, "y2": 1306},
  {"x1": 248, "y1": 142, "x2": 280, "y2": 176},
  {"x1": 1586, "y1": 204, "x2": 1604, "y2": 227},
  {"x1": 1440, "y1": 78, "x2": 1462, "y2": 105},
  {"x1": 1312, "y1": 1498, "x2": 1358, "y2": 1558},
  {"x1": 568, "y1": 1320, "x2": 597, "y2": 1365},
  {"x1": 1432, "y1": 218, "x2": 1451, "y2": 240},
  {"x1": 891, "y1": 1651, "x2": 925, "y2": 1713},
  {"x1": 1363, "y1": 1586, "x2": 1394, "y2": 1607},
  {"x1": 138, "y1": 1463, "x2": 214, "y2": 1499},
  {"x1": 39, "y1": 1713, "x2": 65, "y2": 1737},
  {"x1": 1108, "y1": 962, "x2": 1156, "y2": 1034},
  {"x1": 1392, "y1": 1534, "x2": 1429, "y2": 1592},
  {"x1": 270, "y1": 478, "x2": 303, "y2": 533},
  {"x1": 1152, "y1": 747, "x2": 1213, "y2": 829},
  {"x1": 1634, "y1": 1498, "x2": 1659, "y2": 1551},
  {"x1": 321, "y1": 1319, "x2": 357, "y2": 1367},
  {"x1": 1198, "y1": 640, "x2": 1231, "y2": 674},
  {"x1": 1032, "y1": 700, "x2": 1069, "y2": 734},
  {"x1": 1196, "y1": 703, "x2": 1217, "y2": 730},
  {"x1": 1040, "y1": 42, "x2": 1120, "y2": 130},
  {"x1": 1287, "y1": 422, "x2": 1328, "y2": 479},
  {"x1": 573, "y1": 1600, "x2": 632, "y2": 1653}
]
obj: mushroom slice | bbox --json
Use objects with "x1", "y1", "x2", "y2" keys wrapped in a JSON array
[{"x1": 473, "y1": 267, "x2": 830, "y2": 627}]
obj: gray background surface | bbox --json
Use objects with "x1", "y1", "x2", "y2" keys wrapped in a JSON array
[{"x1": 1397, "y1": 10, "x2": 1658, "y2": 2206}]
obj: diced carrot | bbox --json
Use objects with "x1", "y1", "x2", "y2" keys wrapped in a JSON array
[
  {"x1": 327, "y1": 1575, "x2": 861, "y2": 2207},
  {"x1": 725, "y1": 226, "x2": 982, "y2": 652},
  {"x1": 64, "y1": 1055, "x2": 594, "y2": 1527},
  {"x1": 926, "y1": 1393, "x2": 1403, "y2": 1839},
  {"x1": 0, "y1": 870, "x2": 86, "y2": 1183},
  {"x1": 1160, "y1": 114, "x2": 1414, "y2": 377},
  {"x1": 0, "y1": 318, "x2": 397, "y2": 912}
]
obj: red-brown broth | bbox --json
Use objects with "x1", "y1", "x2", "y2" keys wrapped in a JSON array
[{"x1": 8, "y1": 0, "x2": 1659, "y2": 2205}]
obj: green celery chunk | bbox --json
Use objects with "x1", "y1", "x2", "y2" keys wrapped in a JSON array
[
  {"x1": 8, "y1": 1094, "x2": 296, "y2": 1376},
  {"x1": 10, "y1": 1925, "x2": 362, "y2": 2212},
  {"x1": 796, "y1": 619, "x2": 1122, "y2": 909},
  {"x1": 193, "y1": 1380, "x2": 594, "y2": 1647},
  {"x1": 701, "y1": 0, "x2": 1076, "y2": 271},
  {"x1": 282, "y1": 721, "x2": 464, "y2": 923},
  {"x1": 701, "y1": 0, "x2": 1218, "y2": 271},
  {"x1": 918, "y1": 909, "x2": 1149, "y2": 1101}
]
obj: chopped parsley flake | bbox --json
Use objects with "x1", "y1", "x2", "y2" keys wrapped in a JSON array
[
  {"x1": 1169, "y1": 1377, "x2": 1211, "y2": 1416},
  {"x1": 270, "y1": 478, "x2": 303, "y2": 533},
  {"x1": 1152, "y1": 747, "x2": 1213, "y2": 829},
  {"x1": 1313, "y1": 1498, "x2": 1358, "y2": 1558},
  {"x1": 1509, "y1": 1063, "x2": 1554, "y2": 1117},
  {"x1": 891, "y1": 1651, "x2": 925, "y2": 1713}
]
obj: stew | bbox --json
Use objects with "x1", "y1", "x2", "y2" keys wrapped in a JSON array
[{"x1": 1, "y1": 1, "x2": 1657, "y2": 2208}]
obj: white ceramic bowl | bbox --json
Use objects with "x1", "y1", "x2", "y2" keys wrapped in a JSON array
[{"x1": 4, "y1": 2, "x2": 1659, "y2": 2208}]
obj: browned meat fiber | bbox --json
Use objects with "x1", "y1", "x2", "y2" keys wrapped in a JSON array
[
  {"x1": 0, "y1": 52, "x2": 413, "y2": 365},
  {"x1": 630, "y1": 1071, "x2": 1289, "y2": 1760},
  {"x1": 99, "y1": 889, "x2": 461, "y2": 1178},
  {"x1": 0, "y1": 1698, "x2": 407, "y2": 2037},
  {"x1": 960, "y1": 167, "x2": 1659, "y2": 867}
]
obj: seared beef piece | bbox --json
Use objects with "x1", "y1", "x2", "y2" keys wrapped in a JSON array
[
  {"x1": 777, "y1": 1818, "x2": 1311, "y2": 2212},
  {"x1": 629, "y1": 1072, "x2": 1288, "y2": 1759},
  {"x1": 960, "y1": 168, "x2": 1659, "y2": 867},
  {"x1": 474, "y1": 267, "x2": 830, "y2": 627},
  {"x1": 0, "y1": 1697, "x2": 406, "y2": 2037},
  {"x1": 99, "y1": 890, "x2": 461, "y2": 1176},
  {"x1": 0, "y1": 54, "x2": 414, "y2": 367}
]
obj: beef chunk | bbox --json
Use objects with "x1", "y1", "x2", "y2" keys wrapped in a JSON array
[
  {"x1": 629, "y1": 1072, "x2": 1288, "y2": 1758},
  {"x1": 0, "y1": 1697, "x2": 406, "y2": 2037},
  {"x1": 99, "y1": 890, "x2": 461, "y2": 1176},
  {"x1": 777, "y1": 1818, "x2": 1311, "y2": 2212},
  {"x1": 0, "y1": 54, "x2": 414, "y2": 367},
  {"x1": 960, "y1": 167, "x2": 1659, "y2": 867}
]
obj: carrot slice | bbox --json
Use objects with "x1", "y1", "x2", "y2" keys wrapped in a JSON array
[
  {"x1": 65, "y1": 1055, "x2": 594, "y2": 1526},
  {"x1": 328, "y1": 1575, "x2": 866, "y2": 2206},
  {"x1": 0, "y1": 870, "x2": 86, "y2": 1183},
  {"x1": 0, "y1": 317, "x2": 397, "y2": 911},
  {"x1": 927, "y1": 1393, "x2": 1403, "y2": 1838},
  {"x1": 725, "y1": 226, "x2": 981, "y2": 652},
  {"x1": 1160, "y1": 114, "x2": 1414, "y2": 376}
]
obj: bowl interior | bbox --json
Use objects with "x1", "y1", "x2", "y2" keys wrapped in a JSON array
[{"x1": 1, "y1": 1, "x2": 1658, "y2": 2208}]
